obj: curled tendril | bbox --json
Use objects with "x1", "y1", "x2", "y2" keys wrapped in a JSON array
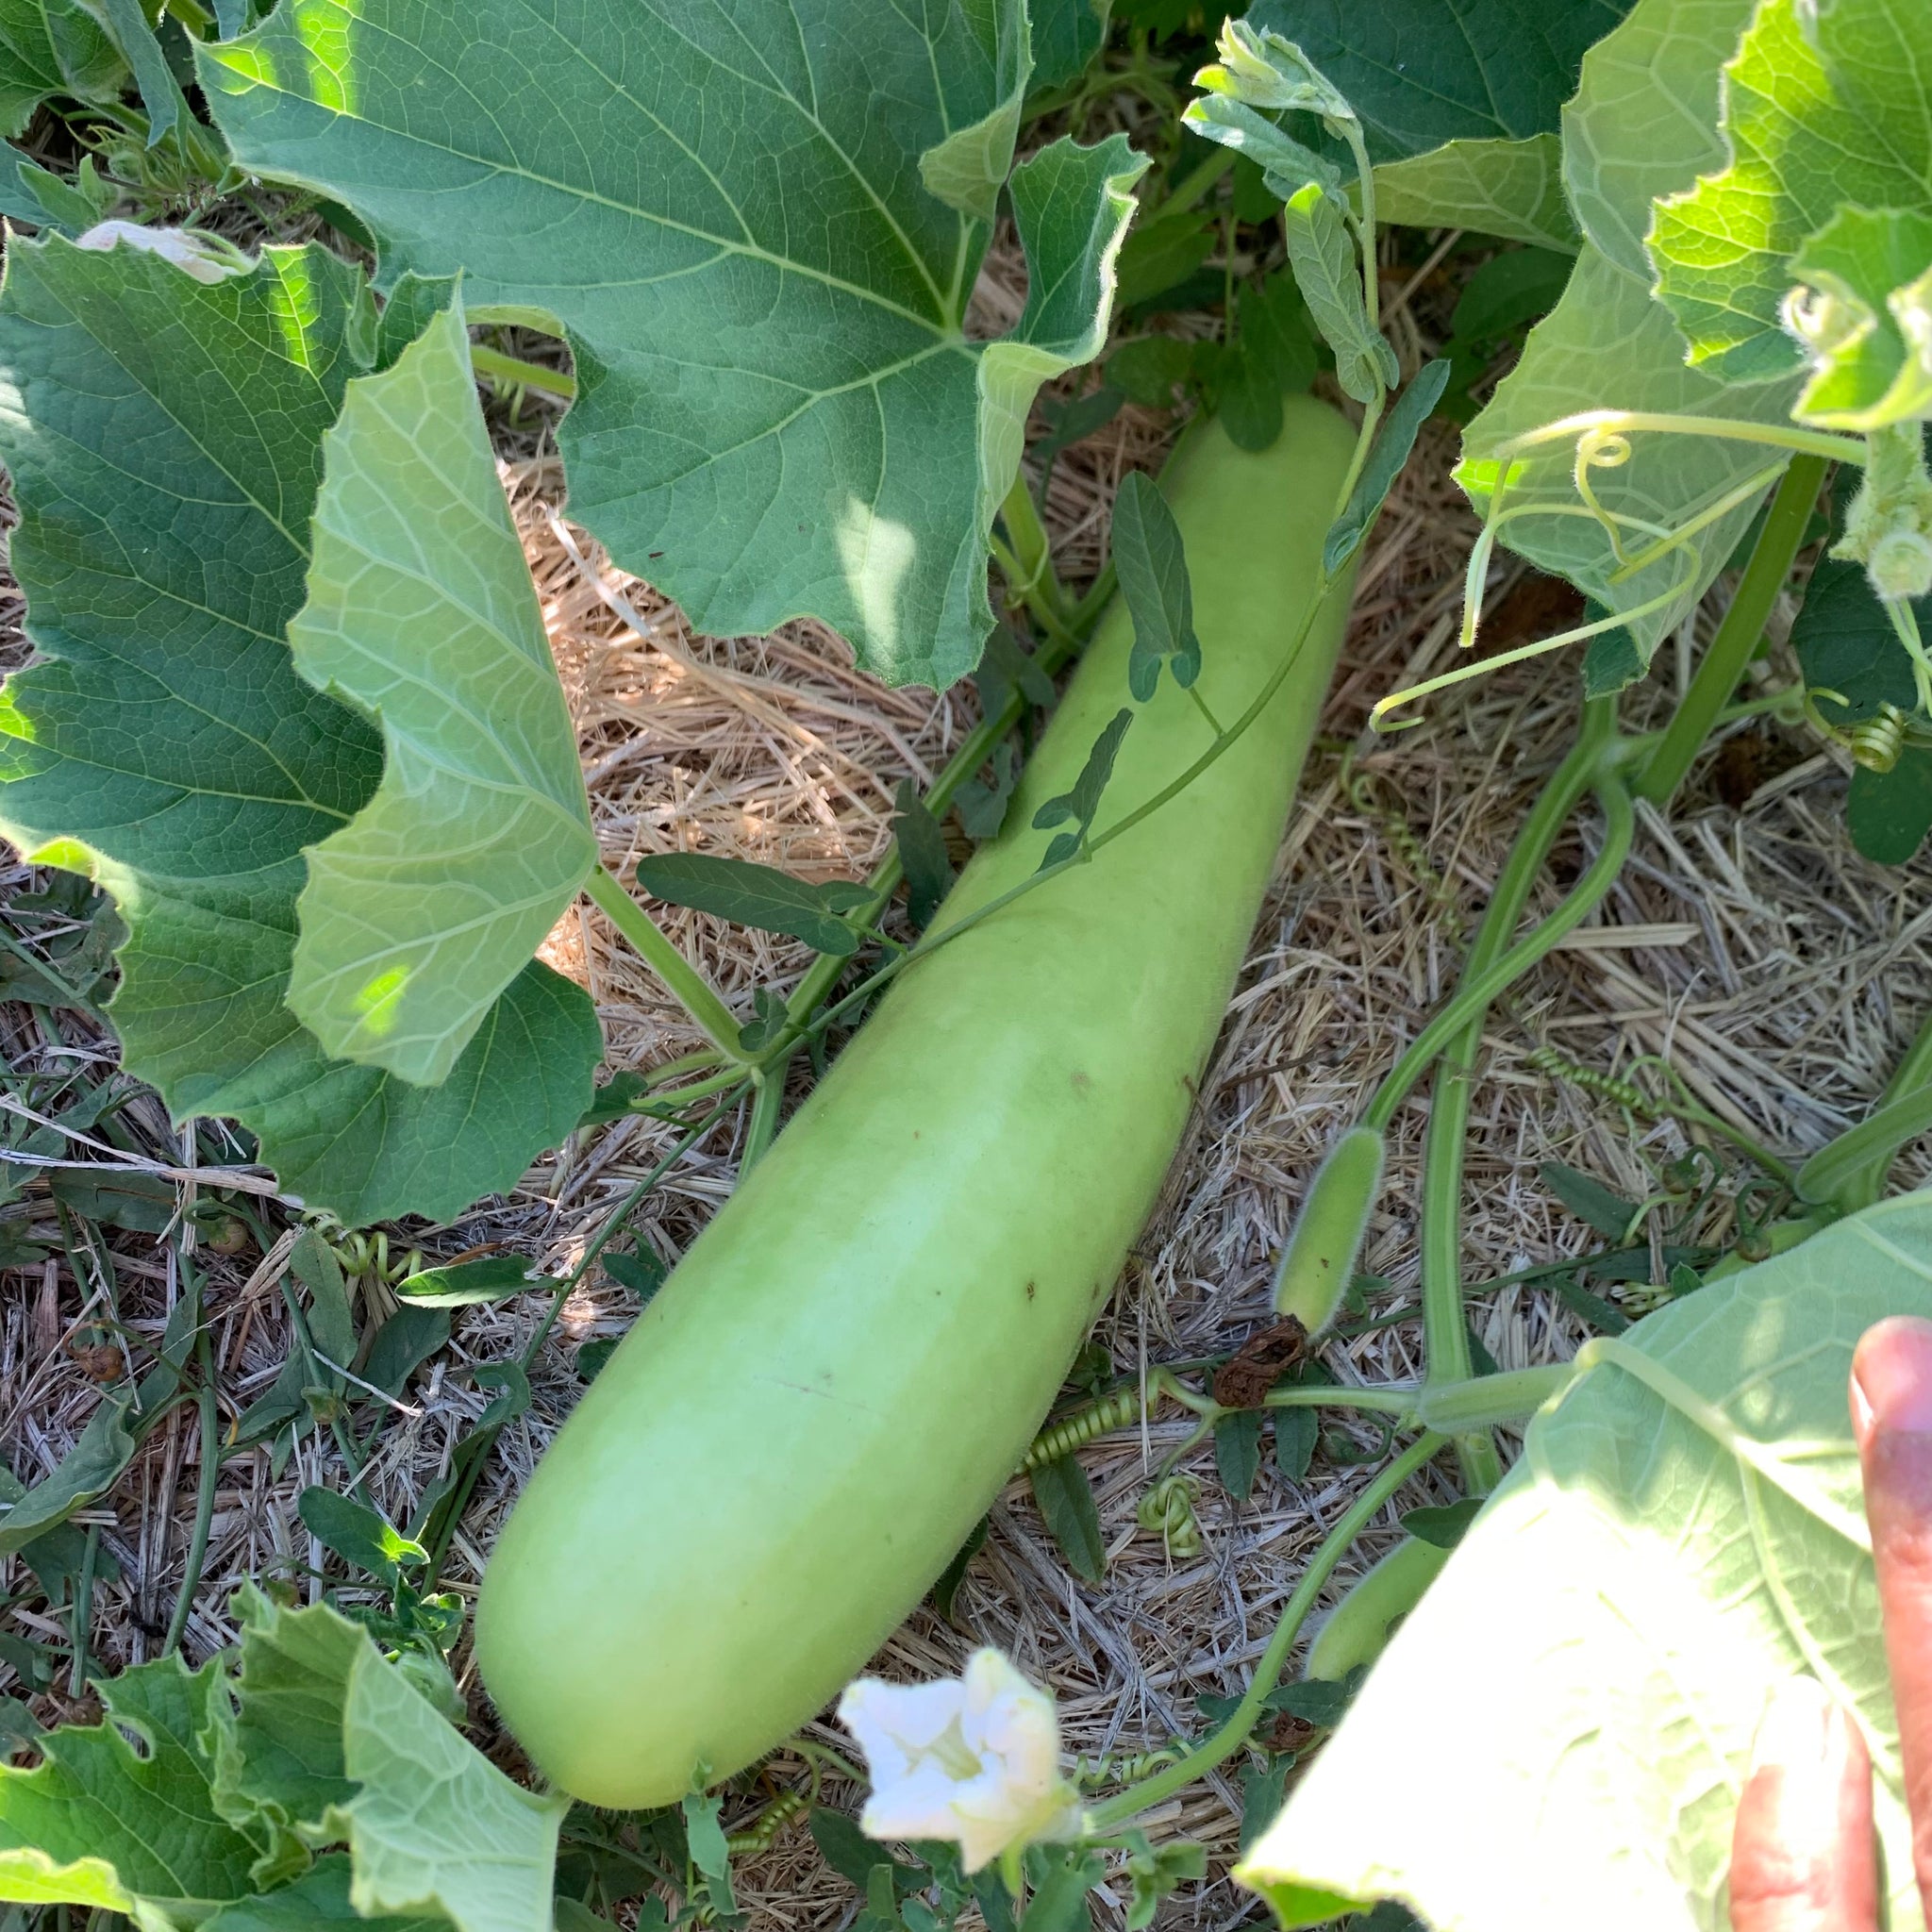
[
  {"x1": 1136, "y1": 1473, "x2": 1204, "y2": 1559},
  {"x1": 1368, "y1": 404, "x2": 1857, "y2": 733}
]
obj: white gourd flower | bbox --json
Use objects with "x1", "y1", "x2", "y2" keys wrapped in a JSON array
[
  {"x1": 837, "y1": 1649, "x2": 1084, "y2": 1872},
  {"x1": 73, "y1": 220, "x2": 242, "y2": 284}
]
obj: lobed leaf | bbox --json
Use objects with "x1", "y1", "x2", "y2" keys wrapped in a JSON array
[
  {"x1": 1239, "y1": 1195, "x2": 1932, "y2": 1931},
  {"x1": 324, "y1": 1644, "x2": 568, "y2": 1932},
  {"x1": 1650, "y1": 0, "x2": 1932, "y2": 383},
  {"x1": 0, "y1": 0, "x2": 125, "y2": 138},
  {"x1": 0, "y1": 235, "x2": 601, "y2": 1223},
  {"x1": 287, "y1": 300, "x2": 598, "y2": 1085},
  {"x1": 201, "y1": 0, "x2": 1145, "y2": 689}
]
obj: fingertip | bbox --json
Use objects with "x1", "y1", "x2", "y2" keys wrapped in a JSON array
[{"x1": 1850, "y1": 1317, "x2": 1932, "y2": 1451}]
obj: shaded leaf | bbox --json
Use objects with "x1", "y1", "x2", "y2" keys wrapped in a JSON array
[
  {"x1": 1029, "y1": 1456, "x2": 1107, "y2": 1584},
  {"x1": 0, "y1": 235, "x2": 601, "y2": 1224},
  {"x1": 1113, "y1": 474, "x2": 1202, "y2": 700},
  {"x1": 48, "y1": 1167, "x2": 174, "y2": 1232},
  {"x1": 1029, "y1": 0, "x2": 1110, "y2": 91},
  {"x1": 1274, "y1": 1406, "x2": 1319, "y2": 1482},
  {"x1": 287, "y1": 300, "x2": 598, "y2": 1084},
  {"x1": 1399, "y1": 1499, "x2": 1482, "y2": 1549},
  {"x1": 1540, "y1": 1160, "x2": 1638, "y2": 1239},
  {"x1": 291, "y1": 1228, "x2": 355, "y2": 1369},
  {"x1": 1322, "y1": 360, "x2": 1450, "y2": 574},
  {"x1": 1239, "y1": 1196, "x2": 1932, "y2": 1931},
  {"x1": 1850, "y1": 749, "x2": 1932, "y2": 865},
  {"x1": 0, "y1": 145, "x2": 103, "y2": 234},
  {"x1": 87, "y1": 0, "x2": 187, "y2": 147},
  {"x1": 1794, "y1": 550, "x2": 1925, "y2": 724},
  {"x1": 956, "y1": 741, "x2": 1021, "y2": 842},
  {"x1": 601, "y1": 1248, "x2": 666, "y2": 1301},
  {"x1": 1371, "y1": 135, "x2": 1578, "y2": 249},
  {"x1": 205, "y1": 1855, "x2": 446, "y2": 1932},
  {"x1": 0, "y1": 1392, "x2": 131, "y2": 1558},
  {"x1": 1108, "y1": 335, "x2": 1194, "y2": 407},
  {"x1": 0, "y1": 0, "x2": 125, "y2": 137},
  {"x1": 1032, "y1": 708, "x2": 1133, "y2": 860},
  {"x1": 1214, "y1": 1408, "x2": 1265, "y2": 1502},
  {"x1": 203, "y1": 9, "x2": 1147, "y2": 689},
  {"x1": 639, "y1": 853, "x2": 868, "y2": 955},
  {"x1": 359, "y1": 1307, "x2": 449, "y2": 1399},
  {"x1": 932, "y1": 1515, "x2": 990, "y2": 1622},
  {"x1": 893, "y1": 780, "x2": 953, "y2": 930}
]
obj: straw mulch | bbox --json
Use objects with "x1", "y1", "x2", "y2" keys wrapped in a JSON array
[{"x1": 4, "y1": 240, "x2": 1931, "y2": 1932}]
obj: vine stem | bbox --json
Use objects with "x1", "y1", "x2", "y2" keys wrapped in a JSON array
[
  {"x1": 162, "y1": 1324, "x2": 221, "y2": 1656},
  {"x1": 1491, "y1": 410, "x2": 1863, "y2": 469},
  {"x1": 584, "y1": 864, "x2": 746, "y2": 1063},
  {"x1": 1828, "y1": 1008, "x2": 1932, "y2": 1212},
  {"x1": 1082, "y1": 1432, "x2": 1446, "y2": 1829},
  {"x1": 469, "y1": 343, "x2": 576, "y2": 401},
  {"x1": 1413, "y1": 699, "x2": 1617, "y2": 1491},
  {"x1": 1362, "y1": 764, "x2": 1635, "y2": 1133},
  {"x1": 1798, "y1": 1079, "x2": 1932, "y2": 1210},
  {"x1": 1633, "y1": 454, "x2": 1828, "y2": 807}
]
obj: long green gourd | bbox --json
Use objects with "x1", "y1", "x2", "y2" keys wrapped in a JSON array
[{"x1": 476, "y1": 394, "x2": 1360, "y2": 1807}]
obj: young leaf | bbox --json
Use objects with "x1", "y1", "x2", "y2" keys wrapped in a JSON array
[
  {"x1": 1247, "y1": 0, "x2": 1629, "y2": 159},
  {"x1": 324, "y1": 1643, "x2": 569, "y2": 1932},
  {"x1": 892, "y1": 780, "x2": 953, "y2": 930},
  {"x1": 0, "y1": 1391, "x2": 132, "y2": 1557},
  {"x1": 1540, "y1": 1160, "x2": 1638, "y2": 1241},
  {"x1": 1274, "y1": 1405, "x2": 1319, "y2": 1483},
  {"x1": 680, "y1": 1790, "x2": 732, "y2": 1882},
  {"x1": 1029, "y1": 1456, "x2": 1107, "y2": 1585},
  {"x1": 0, "y1": 1654, "x2": 268, "y2": 1919},
  {"x1": 0, "y1": 236, "x2": 602, "y2": 1224},
  {"x1": 1214, "y1": 1409, "x2": 1266, "y2": 1503},
  {"x1": 1238, "y1": 1195, "x2": 1932, "y2": 1932},
  {"x1": 1112, "y1": 474, "x2": 1202, "y2": 700},
  {"x1": 1849, "y1": 749, "x2": 1932, "y2": 865},
  {"x1": 359, "y1": 1307, "x2": 450, "y2": 1398},
  {"x1": 87, "y1": 0, "x2": 188, "y2": 146},
  {"x1": 287, "y1": 300, "x2": 598, "y2": 1085},
  {"x1": 956, "y1": 741, "x2": 1021, "y2": 842},
  {"x1": 1239, "y1": 1759, "x2": 1291, "y2": 1855},
  {"x1": 638, "y1": 853, "x2": 866, "y2": 955},
  {"x1": 395, "y1": 1256, "x2": 550, "y2": 1307},
  {"x1": 1018, "y1": 1850, "x2": 1104, "y2": 1932},
  {"x1": 1108, "y1": 335, "x2": 1194, "y2": 408},
  {"x1": 1651, "y1": 0, "x2": 1932, "y2": 382},
  {"x1": 0, "y1": 146, "x2": 100, "y2": 235},
  {"x1": 932, "y1": 1516, "x2": 990, "y2": 1623},
  {"x1": 1322, "y1": 359, "x2": 1450, "y2": 574},
  {"x1": 298, "y1": 1487, "x2": 429, "y2": 1587},
  {"x1": 1785, "y1": 206, "x2": 1932, "y2": 430},
  {"x1": 202, "y1": 8, "x2": 1147, "y2": 690},
  {"x1": 291, "y1": 1227, "x2": 356, "y2": 1368},
  {"x1": 1399, "y1": 1499, "x2": 1482, "y2": 1549},
  {"x1": 602, "y1": 1249, "x2": 667, "y2": 1300},
  {"x1": 1181, "y1": 92, "x2": 1341, "y2": 204},
  {"x1": 1032, "y1": 708, "x2": 1133, "y2": 868},
  {"x1": 1282, "y1": 183, "x2": 1395, "y2": 405}
]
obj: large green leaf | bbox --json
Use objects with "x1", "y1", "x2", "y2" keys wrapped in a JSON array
[
  {"x1": 288, "y1": 299, "x2": 595, "y2": 1085},
  {"x1": 205, "y1": 1857, "x2": 446, "y2": 1932},
  {"x1": 0, "y1": 233, "x2": 602, "y2": 1224},
  {"x1": 0, "y1": 0, "x2": 125, "y2": 136},
  {"x1": 1245, "y1": 0, "x2": 1634, "y2": 160},
  {"x1": 1457, "y1": 242, "x2": 1799, "y2": 678},
  {"x1": 1238, "y1": 1195, "x2": 1932, "y2": 1932},
  {"x1": 1561, "y1": 0, "x2": 1756, "y2": 277},
  {"x1": 1650, "y1": 0, "x2": 1932, "y2": 384},
  {"x1": 0, "y1": 1656, "x2": 271, "y2": 1925},
  {"x1": 324, "y1": 1645, "x2": 567, "y2": 1932},
  {"x1": 1371, "y1": 135, "x2": 1579, "y2": 249},
  {"x1": 199, "y1": 0, "x2": 1145, "y2": 690}
]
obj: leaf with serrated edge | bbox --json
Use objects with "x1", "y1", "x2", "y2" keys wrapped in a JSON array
[
  {"x1": 1457, "y1": 243, "x2": 1798, "y2": 675},
  {"x1": 1238, "y1": 1195, "x2": 1932, "y2": 1932},
  {"x1": 1650, "y1": 0, "x2": 1932, "y2": 383},
  {"x1": 0, "y1": 0, "x2": 125, "y2": 137},
  {"x1": 288, "y1": 300, "x2": 596, "y2": 1084},
  {"x1": 0, "y1": 234, "x2": 602, "y2": 1224},
  {"x1": 1562, "y1": 0, "x2": 1756, "y2": 277},
  {"x1": 0, "y1": 1656, "x2": 270, "y2": 1920},
  {"x1": 211, "y1": 1587, "x2": 364, "y2": 1843},
  {"x1": 325, "y1": 1644, "x2": 568, "y2": 1932},
  {"x1": 1370, "y1": 135, "x2": 1578, "y2": 250},
  {"x1": 1786, "y1": 207, "x2": 1932, "y2": 430},
  {"x1": 1246, "y1": 0, "x2": 1633, "y2": 159},
  {"x1": 200, "y1": 2, "x2": 1145, "y2": 690}
]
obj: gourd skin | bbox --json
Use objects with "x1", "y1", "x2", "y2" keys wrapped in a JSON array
[{"x1": 475, "y1": 395, "x2": 1358, "y2": 1807}]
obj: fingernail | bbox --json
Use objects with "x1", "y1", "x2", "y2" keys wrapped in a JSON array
[
  {"x1": 1750, "y1": 1674, "x2": 1834, "y2": 1777},
  {"x1": 1850, "y1": 1316, "x2": 1932, "y2": 1450}
]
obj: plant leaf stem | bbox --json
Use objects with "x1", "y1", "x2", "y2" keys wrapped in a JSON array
[
  {"x1": 1798, "y1": 1079, "x2": 1932, "y2": 1211},
  {"x1": 1829, "y1": 1008, "x2": 1932, "y2": 1212},
  {"x1": 741, "y1": 1070, "x2": 785, "y2": 1169},
  {"x1": 998, "y1": 469, "x2": 1067, "y2": 621},
  {"x1": 1633, "y1": 455, "x2": 1828, "y2": 807},
  {"x1": 585, "y1": 865, "x2": 746, "y2": 1063},
  {"x1": 1362, "y1": 763, "x2": 1635, "y2": 1135},
  {"x1": 468, "y1": 343, "x2": 576, "y2": 401},
  {"x1": 1084, "y1": 1431, "x2": 1446, "y2": 1829},
  {"x1": 1412, "y1": 697, "x2": 1617, "y2": 1491},
  {"x1": 161, "y1": 1319, "x2": 221, "y2": 1656}
]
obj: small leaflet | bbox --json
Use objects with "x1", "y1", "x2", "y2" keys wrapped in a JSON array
[
  {"x1": 393, "y1": 1255, "x2": 552, "y2": 1307},
  {"x1": 1032, "y1": 707, "x2": 1134, "y2": 870},
  {"x1": 1112, "y1": 474, "x2": 1203, "y2": 700},
  {"x1": 1283, "y1": 182, "x2": 1397, "y2": 406},
  {"x1": 891, "y1": 779, "x2": 954, "y2": 929},
  {"x1": 1028, "y1": 1455, "x2": 1107, "y2": 1584},
  {"x1": 1322, "y1": 358, "x2": 1452, "y2": 574},
  {"x1": 637, "y1": 853, "x2": 869, "y2": 955}
]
